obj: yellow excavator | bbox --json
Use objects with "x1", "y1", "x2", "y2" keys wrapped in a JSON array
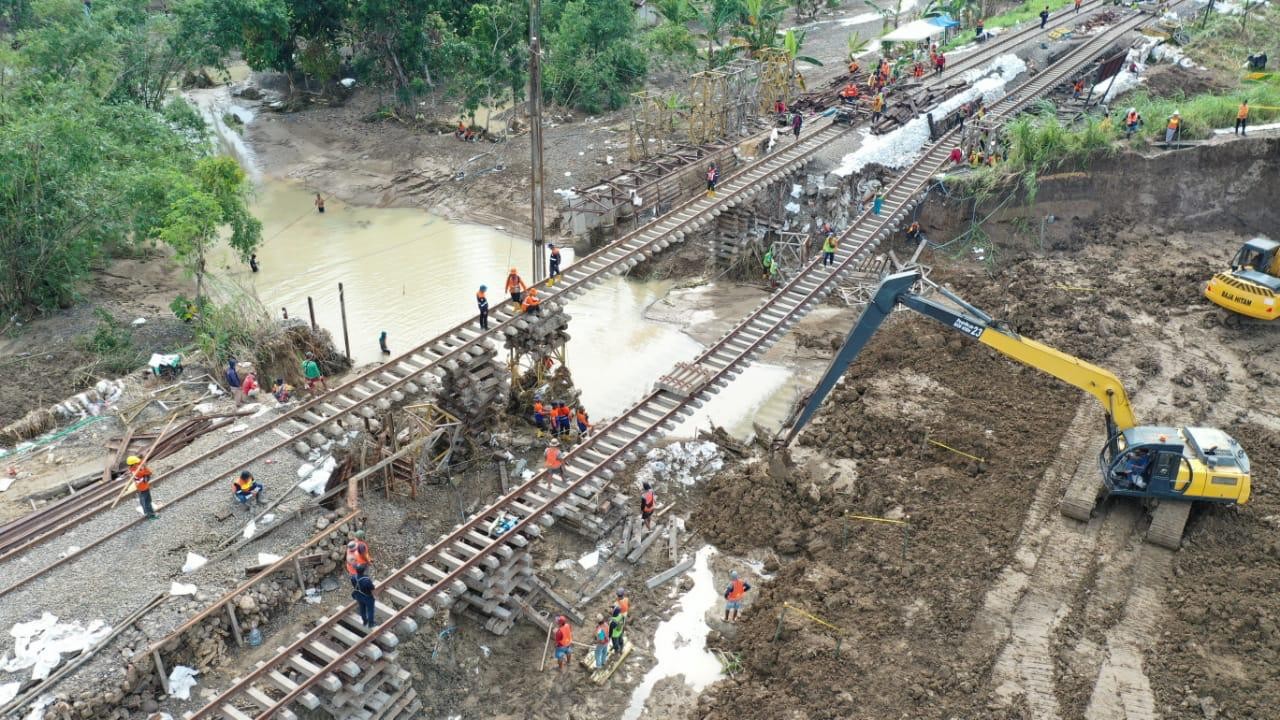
[
  {"x1": 783, "y1": 269, "x2": 1252, "y2": 548},
  {"x1": 1204, "y1": 237, "x2": 1280, "y2": 324}
]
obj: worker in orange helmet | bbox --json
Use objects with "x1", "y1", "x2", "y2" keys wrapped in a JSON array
[
  {"x1": 127, "y1": 456, "x2": 159, "y2": 520},
  {"x1": 553, "y1": 616, "x2": 573, "y2": 671},
  {"x1": 505, "y1": 267, "x2": 526, "y2": 310},
  {"x1": 521, "y1": 287, "x2": 541, "y2": 315}
]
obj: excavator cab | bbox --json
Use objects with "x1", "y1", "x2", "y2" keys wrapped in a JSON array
[
  {"x1": 1098, "y1": 426, "x2": 1250, "y2": 504},
  {"x1": 1204, "y1": 237, "x2": 1280, "y2": 321}
]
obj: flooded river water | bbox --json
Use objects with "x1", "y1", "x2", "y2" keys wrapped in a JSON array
[{"x1": 199, "y1": 86, "x2": 801, "y2": 440}]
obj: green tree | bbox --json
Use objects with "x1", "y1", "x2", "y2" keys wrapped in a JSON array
[
  {"x1": 694, "y1": 0, "x2": 742, "y2": 70},
  {"x1": 648, "y1": 0, "x2": 700, "y2": 65},
  {"x1": 734, "y1": 0, "x2": 789, "y2": 54},
  {"x1": 452, "y1": 1, "x2": 528, "y2": 121},
  {"x1": 156, "y1": 157, "x2": 262, "y2": 306},
  {"x1": 543, "y1": 0, "x2": 647, "y2": 112}
]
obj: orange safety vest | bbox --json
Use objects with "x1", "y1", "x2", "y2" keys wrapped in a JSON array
[
  {"x1": 545, "y1": 446, "x2": 563, "y2": 469},
  {"x1": 533, "y1": 401, "x2": 545, "y2": 416},
  {"x1": 1238, "y1": 104, "x2": 1249, "y2": 120},
  {"x1": 1125, "y1": 111, "x2": 1138, "y2": 125},
  {"x1": 346, "y1": 541, "x2": 370, "y2": 575},
  {"x1": 234, "y1": 476, "x2": 255, "y2": 493},
  {"x1": 1167, "y1": 116, "x2": 1180, "y2": 130},
  {"x1": 132, "y1": 466, "x2": 152, "y2": 492},
  {"x1": 641, "y1": 490, "x2": 655, "y2": 513},
  {"x1": 522, "y1": 293, "x2": 540, "y2": 312},
  {"x1": 576, "y1": 410, "x2": 589, "y2": 426},
  {"x1": 555, "y1": 624, "x2": 572, "y2": 648},
  {"x1": 505, "y1": 273, "x2": 525, "y2": 294},
  {"x1": 727, "y1": 578, "x2": 746, "y2": 601},
  {"x1": 618, "y1": 597, "x2": 630, "y2": 616}
]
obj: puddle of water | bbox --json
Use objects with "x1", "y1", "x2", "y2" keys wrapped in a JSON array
[{"x1": 622, "y1": 545, "x2": 722, "y2": 720}]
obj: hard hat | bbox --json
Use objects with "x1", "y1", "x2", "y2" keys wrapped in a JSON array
[
  {"x1": 596, "y1": 613, "x2": 605, "y2": 622},
  {"x1": 549, "y1": 438, "x2": 560, "y2": 447},
  {"x1": 348, "y1": 541, "x2": 357, "y2": 549},
  {"x1": 528, "y1": 288, "x2": 538, "y2": 296},
  {"x1": 730, "y1": 570, "x2": 739, "y2": 579},
  {"x1": 126, "y1": 456, "x2": 141, "y2": 466},
  {"x1": 1173, "y1": 110, "x2": 1180, "y2": 115},
  {"x1": 240, "y1": 470, "x2": 251, "y2": 479},
  {"x1": 479, "y1": 284, "x2": 487, "y2": 291},
  {"x1": 616, "y1": 588, "x2": 626, "y2": 597},
  {"x1": 557, "y1": 615, "x2": 567, "y2": 625}
]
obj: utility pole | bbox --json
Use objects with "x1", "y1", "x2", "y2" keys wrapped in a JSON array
[{"x1": 529, "y1": 0, "x2": 547, "y2": 283}]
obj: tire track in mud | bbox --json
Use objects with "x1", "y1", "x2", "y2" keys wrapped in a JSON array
[{"x1": 973, "y1": 402, "x2": 1105, "y2": 718}]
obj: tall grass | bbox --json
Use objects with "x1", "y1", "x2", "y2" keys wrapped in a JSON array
[
  {"x1": 997, "y1": 106, "x2": 1115, "y2": 201},
  {"x1": 1118, "y1": 84, "x2": 1280, "y2": 141}
]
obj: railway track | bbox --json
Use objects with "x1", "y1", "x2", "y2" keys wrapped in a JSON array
[
  {"x1": 0, "y1": 0, "x2": 1116, "y2": 599},
  {"x1": 179, "y1": 10, "x2": 1159, "y2": 719}
]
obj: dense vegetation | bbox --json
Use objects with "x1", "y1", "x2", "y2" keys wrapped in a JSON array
[{"x1": 0, "y1": 0, "x2": 260, "y2": 317}]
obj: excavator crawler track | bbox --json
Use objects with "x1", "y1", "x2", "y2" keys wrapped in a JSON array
[
  {"x1": 1145, "y1": 501, "x2": 1191, "y2": 550},
  {"x1": 1059, "y1": 473, "x2": 1100, "y2": 522}
]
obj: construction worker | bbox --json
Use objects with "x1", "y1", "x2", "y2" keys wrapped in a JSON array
[
  {"x1": 544, "y1": 438, "x2": 565, "y2": 487},
  {"x1": 575, "y1": 407, "x2": 592, "y2": 436},
  {"x1": 934, "y1": 52, "x2": 945, "y2": 76},
  {"x1": 532, "y1": 396, "x2": 548, "y2": 435},
  {"x1": 1124, "y1": 107, "x2": 1142, "y2": 136},
  {"x1": 790, "y1": 110, "x2": 803, "y2": 141},
  {"x1": 593, "y1": 614, "x2": 610, "y2": 668},
  {"x1": 767, "y1": 254, "x2": 780, "y2": 289},
  {"x1": 949, "y1": 146, "x2": 964, "y2": 164},
  {"x1": 352, "y1": 573, "x2": 377, "y2": 628},
  {"x1": 839, "y1": 83, "x2": 859, "y2": 103},
  {"x1": 1039, "y1": 5, "x2": 1049, "y2": 28},
  {"x1": 476, "y1": 285, "x2": 489, "y2": 330},
  {"x1": 232, "y1": 470, "x2": 263, "y2": 508},
  {"x1": 548, "y1": 243, "x2": 562, "y2": 283},
  {"x1": 555, "y1": 402, "x2": 573, "y2": 435},
  {"x1": 847, "y1": 59, "x2": 859, "y2": 75},
  {"x1": 1236, "y1": 100, "x2": 1249, "y2": 136},
  {"x1": 724, "y1": 571, "x2": 752, "y2": 622},
  {"x1": 975, "y1": 18, "x2": 985, "y2": 40},
  {"x1": 1074, "y1": 0, "x2": 1082, "y2": 11},
  {"x1": 912, "y1": 62, "x2": 924, "y2": 78},
  {"x1": 822, "y1": 232, "x2": 837, "y2": 269},
  {"x1": 608, "y1": 606, "x2": 625, "y2": 654},
  {"x1": 640, "y1": 482, "x2": 656, "y2": 531},
  {"x1": 521, "y1": 287, "x2": 541, "y2": 315},
  {"x1": 761, "y1": 248, "x2": 774, "y2": 281},
  {"x1": 1072, "y1": 79, "x2": 1085, "y2": 99},
  {"x1": 553, "y1": 616, "x2": 573, "y2": 671},
  {"x1": 616, "y1": 588, "x2": 631, "y2": 621},
  {"x1": 346, "y1": 533, "x2": 371, "y2": 589},
  {"x1": 505, "y1": 267, "x2": 526, "y2": 309},
  {"x1": 906, "y1": 221, "x2": 922, "y2": 241},
  {"x1": 705, "y1": 162, "x2": 719, "y2": 198},
  {"x1": 302, "y1": 352, "x2": 328, "y2": 396},
  {"x1": 126, "y1": 456, "x2": 159, "y2": 520},
  {"x1": 872, "y1": 192, "x2": 885, "y2": 216},
  {"x1": 871, "y1": 93, "x2": 885, "y2": 122},
  {"x1": 1165, "y1": 111, "x2": 1181, "y2": 144}
]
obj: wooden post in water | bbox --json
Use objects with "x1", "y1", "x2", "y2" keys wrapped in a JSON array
[
  {"x1": 338, "y1": 282, "x2": 351, "y2": 363},
  {"x1": 307, "y1": 297, "x2": 317, "y2": 331}
]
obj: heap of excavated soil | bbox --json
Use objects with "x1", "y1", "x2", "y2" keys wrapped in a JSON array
[
  {"x1": 1148, "y1": 423, "x2": 1280, "y2": 719},
  {"x1": 691, "y1": 308, "x2": 1079, "y2": 720}
]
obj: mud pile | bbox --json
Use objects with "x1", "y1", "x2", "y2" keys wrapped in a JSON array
[
  {"x1": 692, "y1": 312, "x2": 1079, "y2": 719},
  {"x1": 1148, "y1": 423, "x2": 1280, "y2": 719}
]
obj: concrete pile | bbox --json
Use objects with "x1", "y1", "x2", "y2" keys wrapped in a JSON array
[
  {"x1": 501, "y1": 302, "x2": 571, "y2": 356},
  {"x1": 437, "y1": 341, "x2": 507, "y2": 430}
]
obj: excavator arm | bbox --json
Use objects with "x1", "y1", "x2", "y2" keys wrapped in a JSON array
[{"x1": 783, "y1": 269, "x2": 1138, "y2": 446}]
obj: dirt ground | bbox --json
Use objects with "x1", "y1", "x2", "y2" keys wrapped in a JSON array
[{"x1": 689, "y1": 139, "x2": 1280, "y2": 720}]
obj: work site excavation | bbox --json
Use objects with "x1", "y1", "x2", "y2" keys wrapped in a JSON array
[{"x1": 4, "y1": 0, "x2": 1280, "y2": 718}]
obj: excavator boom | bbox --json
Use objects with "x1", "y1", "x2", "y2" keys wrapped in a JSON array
[{"x1": 784, "y1": 269, "x2": 1138, "y2": 445}]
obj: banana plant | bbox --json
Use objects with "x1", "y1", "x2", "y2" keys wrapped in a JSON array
[
  {"x1": 784, "y1": 29, "x2": 825, "y2": 67},
  {"x1": 734, "y1": 0, "x2": 789, "y2": 53},
  {"x1": 864, "y1": 0, "x2": 904, "y2": 30},
  {"x1": 847, "y1": 32, "x2": 870, "y2": 60}
]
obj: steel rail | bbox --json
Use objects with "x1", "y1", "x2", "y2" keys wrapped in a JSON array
[{"x1": 184, "y1": 9, "x2": 1157, "y2": 717}]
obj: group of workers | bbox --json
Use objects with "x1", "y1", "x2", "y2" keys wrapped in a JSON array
[
  {"x1": 532, "y1": 396, "x2": 592, "y2": 439},
  {"x1": 123, "y1": 459, "x2": 264, "y2": 522}
]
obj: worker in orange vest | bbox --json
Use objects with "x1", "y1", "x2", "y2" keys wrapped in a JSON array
[
  {"x1": 532, "y1": 396, "x2": 548, "y2": 435},
  {"x1": 723, "y1": 570, "x2": 752, "y2": 622},
  {"x1": 346, "y1": 532, "x2": 371, "y2": 589},
  {"x1": 505, "y1": 267, "x2": 526, "y2": 309},
  {"x1": 521, "y1": 287, "x2": 541, "y2": 315},
  {"x1": 555, "y1": 401, "x2": 573, "y2": 435},
  {"x1": 1072, "y1": 79, "x2": 1085, "y2": 99},
  {"x1": 575, "y1": 407, "x2": 592, "y2": 436},
  {"x1": 544, "y1": 438, "x2": 565, "y2": 487},
  {"x1": 640, "y1": 482, "x2": 656, "y2": 531},
  {"x1": 1236, "y1": 100, "x2": 1249, "y2": 136},
  {"x1": 232, "y1": 470, "x2": 263, "y2": 509},
  {"x1": 126, "y1": 456, "x2": 159, "y2": 520},
  {"x1": 553, "y1": 616, "x2": 573, "y2": 671},
  {"x1": 615, "y1": 587, "x2": 630, "y2": 621},
  {"x1": 1165, "y1": 111, "x2": 1180, "y2": 144}
]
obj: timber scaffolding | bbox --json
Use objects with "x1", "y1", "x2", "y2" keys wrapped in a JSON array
[{"x1": 172, "y1": 9, "x2": 1158, "y2": 717}]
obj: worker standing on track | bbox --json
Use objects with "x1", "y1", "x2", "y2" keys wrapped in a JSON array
[
  {"x1": 1039, "y1": 5, "x2": 1049, "y2": 28},
  {"x1": 127, "y1": 456, "x2": 159, "y2": 520},
  {"x1": 548, "y1": 243, "x2": 562, "y2": 284},
  {"x1": 822, "y1": 232, "x2": 837, "y2": 269},
  {"x1": 544, "y1": 438, "x2": 566, "y2": 487},
  {"x1": 232, "y1": 470, "x2": 263, "y2": 509},
  {"x1": 346, "y1": 533, "x2": 371, "y2": 589},
  {"x1": 640, "y1": 482, "x2": 656, "y2": 531},
  {"x1": 872, "y1": 192, "x2": 885, "y2": 216},
  {"x1": 476, "y1": 284, "x2": 489, "y2": 330},
  {"x1": 594, "y1": 614, "x2": 610, "y2": 669},
  {"x1": 553, "y1": 616, "x2": 573, "y2": 671},
  {"x1": 1074, "y1": 0, "x2": 1082, "y2": 11},
  {"x1": 505, "y1": 267, "x2": 526, "y2": 310},
  {"x1": 352, "y1": 574, "x2": 377, "y2": 629},
  {"x1": 791, "y1": 110, "x2": 803, "y2": 141},
  {"x1": 723, "y1": 570, "x2": 752, "y2": 622},
  {"x1": 706, "y1": 162, "x2": 719, "y2": 198}
]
